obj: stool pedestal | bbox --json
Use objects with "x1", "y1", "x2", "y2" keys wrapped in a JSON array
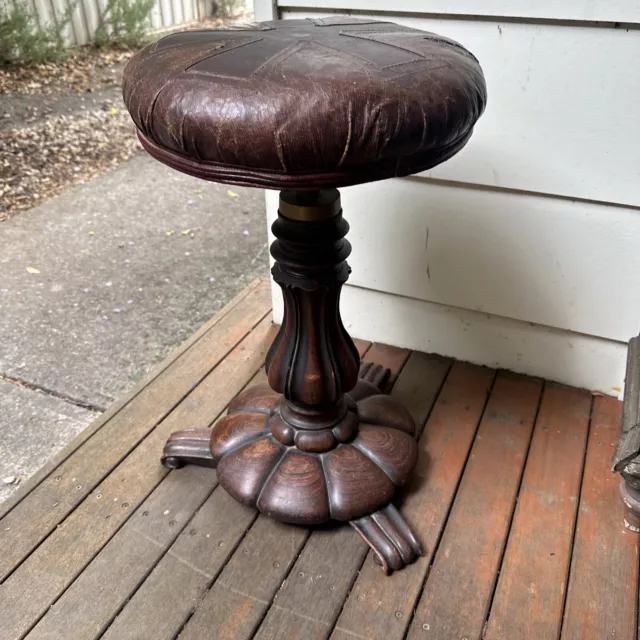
[{"x1": 161, "y1": 189, "x2": 422, "y2": 573}]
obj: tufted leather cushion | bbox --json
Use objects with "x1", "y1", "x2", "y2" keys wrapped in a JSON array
[{"x1": 123, "y1": 17, "x2": 486, "y2": 190}]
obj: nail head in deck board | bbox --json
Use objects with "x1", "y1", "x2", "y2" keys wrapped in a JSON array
[
  {"x1": 484, "y1": 384, "x2": 592, "y2": 640},
  {"x1": 102, "y1": 487, "x2": 256, "y2": 640},
  {"x1": 27, "y1": 464, "x2": 217, "y2": 640},
  {"x1": 0, "y1": 319, "x2": 274, "y2": 640},
  {"x1": 332, "y1": 362, "x2": 494, "y2": 640},
  {"x1": 561, "y1": 395, "x2": 638, "y2": 639},
  {"x1": 32, "y1": 370, "x2": 268, "y2": 640},
  {"x1": 251, "y1": 350, "x2": 450, "y2": 640},
  {"x1": 0, "y1": 278, "x2": 266, "y2": 522},
  {"x1": 254, "y1": 526, "x2": 368, "y2": 640},
  {"x1": 406, "y1": 372, "x2": 543, "y2": 640},
  {"x1": 0, "y1": 282, "x2": 271, "y2": 581},
  {"x1": 178, "y1": 517, "x2": 309, "y2": 640},
  {"x1": 33, "y1": 371, "x2": 269, "y2": 640}
]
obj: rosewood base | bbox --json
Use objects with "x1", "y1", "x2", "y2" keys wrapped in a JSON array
[{"x1": 162, "y1": 363, "x2": 422, "y2": 573}]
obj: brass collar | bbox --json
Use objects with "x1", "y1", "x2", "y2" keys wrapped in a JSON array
[{"x1": 278, "y1": 189, "x2": 341, "y2": 222}]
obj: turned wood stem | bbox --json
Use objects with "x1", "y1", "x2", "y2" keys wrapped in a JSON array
[{"x1": 265, "y1": 189, "x2": 360, "y2": 428}]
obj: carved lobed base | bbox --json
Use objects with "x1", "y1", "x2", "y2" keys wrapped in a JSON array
[{"x1": 162, "y1": 363, "x2": 422, "y2": 573}]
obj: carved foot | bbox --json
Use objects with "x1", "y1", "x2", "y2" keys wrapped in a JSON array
[
  {"x1": 359, "y1": 361, "x2": 391, "y2": 391},
  {"x1": 161, "y1": 429, "x2": 215, "y2": 469},
  {"x1": 619, "y1": 480, "x2": 640, "y2": 532},
  {"x1": 350, "y1": 504, "x2": 422, "y2": 574}
]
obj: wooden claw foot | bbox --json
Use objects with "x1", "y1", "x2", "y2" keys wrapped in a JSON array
[
  {"x1": 350, "y1": 504, "x2": 422, "y2": 574},
  {"x1": 161, "y1": 429, "x2": 215, "y2": 469},
  {"x1": 359, "y1": 361, "x2": 391, "y2": 391}
]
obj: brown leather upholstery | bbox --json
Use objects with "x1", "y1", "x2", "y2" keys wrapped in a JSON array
[{"x1": 123, "y1": 17, "x2": 486, "y2": 190}]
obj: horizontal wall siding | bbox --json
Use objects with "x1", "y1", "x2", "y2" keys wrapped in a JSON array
[
  {"x1": 282, "y1": 10, "x2": 640, "y2": 208},
  {"x1": 271, "y1": 282, "x2": 627, "y2": 396},
  {"x1": 279, "y1": 0, "x2": 640, "y2": 24},
  {"x1": 266, "y1": 180, "x2": 640, "y2": 344}
]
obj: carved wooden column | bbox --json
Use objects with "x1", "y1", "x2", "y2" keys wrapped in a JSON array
[
  {"x1": 162, "y1": 190, "x2": 423, "y2": 573},
  {"x1": 266, "y1": 190, "x2": 361, "y2": 446}
]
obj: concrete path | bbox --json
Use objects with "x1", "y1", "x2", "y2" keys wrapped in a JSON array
[{"x1": 0, "y1": 154, "x2": 269, "y2": 501}]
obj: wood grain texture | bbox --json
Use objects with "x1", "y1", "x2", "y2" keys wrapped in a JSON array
[
  {"x1": 251, "y1": 351, "x2": 451, "y2": 640},
  {"x1": 561, "y1": 395, "x2": 639, "y2": 639},
  {"x1": 332, "y1": 361, "x2": 493, "y2": 640},
  {"x1": 28, "y1": 371, "x2": 269, "y2": 640},
  {"x1": 406, "y1": 372, "x2": 543, "y2": 640},
  {"x1": 258, "y1": 451, "x2": 331, "y2": 523},
  {"x1": 0, "y1": 278, "x2": 265, "y2": 522},
  {"x1": 0, "y1": 318, "x2": 275, "y2": 640},
  {"x1": 27, "y1": 465, "x2": 217, "y2": 640},
  {"x1": 0, "y1": 282, "x2": 271, "y2": 581},
  {"x1": 485, "y1": 384, "x2": 592, "y2": 640},
  {"x1": 178, "y1": 517, "x2": 309, "y2": 640},
  {"x1": 102, "y1": 488, "x2": 256, "y2": 640}
]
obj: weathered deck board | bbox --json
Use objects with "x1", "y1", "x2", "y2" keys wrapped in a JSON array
[
  {"x1": 0, "y1": 280, "x2": 271, "y2": 582},
  {"x1": 27, "y1": 362, "x2": 268, "y2": 640},
  {"x1": 0, "y1": 281, "x2": 636, "y2": 640},
  {"x1": 561, "y1": 395, "x2": 638, "y2": 639},
  {"x1": 406, "y1": 373, "x2": 543, "y2": 640},
  {"x1": 332, "y1": 362, "x2": 494, "y2": 640},
  {"x1": 1, "y1": 317, "x2": 274, "y2": 640},
  {"x1": 485, "y1": 385, "x2": 592, "y2": 640},
  {"x1": 27, "y1": 465, "x2": 217, "y2": 640}
]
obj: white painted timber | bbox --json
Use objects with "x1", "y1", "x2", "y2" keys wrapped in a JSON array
[
  {"x1": 254, "y1": 0, "x2": 277, "y2": 20},
  {"x1": 279, "y1": 0, "x2": 640, "y2": 24},
  {"x1": 266, "y1": 180, "x2": 640, "y2": 344},
  {"x1": 282, "y1": 10, "x2": 640, "y2": 208},
  {"x1": 271, "y1": 283, "x2": 627, "y2": 396}
]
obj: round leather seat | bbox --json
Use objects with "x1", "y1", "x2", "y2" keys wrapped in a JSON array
[{"x1": 123, "y1": 17, "x2": 486, "y2": 190}]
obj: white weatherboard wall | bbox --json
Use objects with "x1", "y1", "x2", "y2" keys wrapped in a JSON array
[{"x1": 255, "y1": 0, "x2": 640, "y2": 395}]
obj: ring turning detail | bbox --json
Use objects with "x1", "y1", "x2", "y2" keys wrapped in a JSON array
[{"x1": 161, "y1": 190, "x2": 422, "y2": 573}]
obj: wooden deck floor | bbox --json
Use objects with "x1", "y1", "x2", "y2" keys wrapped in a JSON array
[{"x1": 0, "y1": 278, "x2": 637, "y2": 640}]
